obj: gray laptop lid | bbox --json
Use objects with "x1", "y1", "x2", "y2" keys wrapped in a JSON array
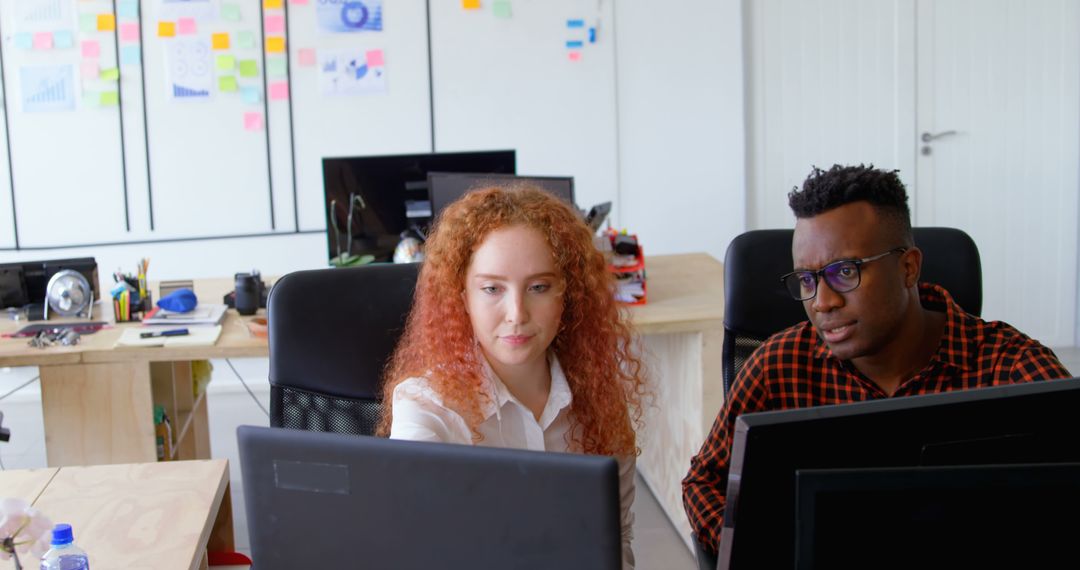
[{"x1": 237, "y1": 425, "x2": 621, "y2": 570}]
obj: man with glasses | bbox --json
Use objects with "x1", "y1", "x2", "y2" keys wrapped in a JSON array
[{"x1": 682, "y1": 164, "x2": 1070, "y2": 556}]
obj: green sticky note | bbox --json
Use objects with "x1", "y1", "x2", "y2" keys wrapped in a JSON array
[
  {"x1": 493, "y1": 0, "x2": 512, "y2": 18},
  {"x1": 238, "y1": 59, "x2": 258, "y2": 77},
  {"x1": 82, "y1": 91, "x2": 100, "y2": 107},
  {"x1": 219, "y1": 75, "x2": 238, "y2": 92},
  {"x1": 221, "y1": 3, "x2": 242, "y2": 21},
  {"x1": 100, "y1": 67, "x2": 120, "y2": 81},
  {"x1": 79, "y1": 14, "x2": 97, "y2": 32},
  {"x1": 216, "y1": 55, "x2": 236, "y2": 71},
  {"x1": 100, "y1": 91, "x2": 119, "y2": 106},
  {"x1": 267, "y1": 57, "x2": 287, "y2": 78},
  {"x1": 237, "y1": 31, "x2": 255, "y2": 49}
]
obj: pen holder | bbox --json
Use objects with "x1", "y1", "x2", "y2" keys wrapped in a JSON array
[{"x1": 113, "y1": 292, "x2": 152, "y2": 323}]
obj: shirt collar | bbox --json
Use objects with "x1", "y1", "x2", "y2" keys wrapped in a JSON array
[
  {"x1": 811, "y1": 282, "x2": 974, "y2": 371},
  {"x1": 479, "y1": 353, "x2": 573, "y2": 429}
]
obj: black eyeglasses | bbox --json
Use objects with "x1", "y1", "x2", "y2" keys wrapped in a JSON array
[{"x1": 780, "y1": 248, "x2": 907, "y2": 301}]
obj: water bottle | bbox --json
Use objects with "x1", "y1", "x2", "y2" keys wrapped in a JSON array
[{"x1": 39, "y1": 524, "x2": 89, "y2": 570}]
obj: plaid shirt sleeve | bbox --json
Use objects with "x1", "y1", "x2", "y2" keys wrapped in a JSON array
[
  {"x1": 682, "y1": 339, "x2": 773, "y2": 554},
  {"x1": 1009, "y1": 343, "x2": 1072, "y2": 382}
]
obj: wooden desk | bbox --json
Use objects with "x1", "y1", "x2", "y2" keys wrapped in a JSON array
[
  {"x1": 0, "y1": 279, "x2": 264, "y2": 466},
  {"x1": 0, "y1": 459, "x2": 234, "y2": 570},
  {"x1": 0, "y1": 255, "x2": 725, "y2": 553}
]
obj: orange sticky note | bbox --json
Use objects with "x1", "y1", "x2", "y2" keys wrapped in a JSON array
[
  {"x1": 265, "y1": 36, "x2": 285, "y2": 53},
  {"x1": 264, "y1": 0, "x2": 284, "y2": 8},
  {"x1": 212, "y1": 33, "x2": 230, "y2": 50},
  {"x1": 462, "y1": 0, "x2": 480, "y2": 8},
  {"x1": 158, "y1": 21, "x2": 176, "y2": 37},
  {"x1": 97, "y1": 13, "x2": 116, "y2": 31}
]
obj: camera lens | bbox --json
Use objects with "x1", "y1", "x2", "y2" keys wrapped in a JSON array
[{"x1": 234, "y1": 273, "x2": 259, "y2": 315}]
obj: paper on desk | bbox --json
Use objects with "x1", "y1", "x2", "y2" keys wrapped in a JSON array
[
  {"x1": 115, "y1": 326, "x2": 222, "y2": 348},
  {"x1": 142, "y1": 303, "x2": 226, "y2": 325}
]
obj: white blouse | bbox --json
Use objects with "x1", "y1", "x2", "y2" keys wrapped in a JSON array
[{"x1": 389, "y1": 355, "x2": 636, "y2": 569}]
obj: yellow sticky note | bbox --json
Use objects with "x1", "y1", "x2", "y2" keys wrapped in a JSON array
[
  {"x1": 266, "y1": 37, "x2": 285, "y2": 53},
  {"x1": 219, "y1": 76, "x2": 238, "y2": 92},
  {"x1": 212, "y1": 33, "x2": 230, "y2": 50},
  {"x1": 216, "y1": 55, "x2": 236, "y2": 71},
  {"x1": 264, "y1": 0, "x2": 284, "y2": 8},
  {"x1": 158, "y1": 21, "x2": 176, "y2": 38},
  {"x1": 100, "y1": 91, "x2": 119, "y2": 106},
  {"x1": 97, "y1": 13, "x2": 116, "y2": 31},
  {"x1": 462, "y1": 0, "x2": 480, "y2": 8},
  {"x1": 99, "y1": 67, "x2": 120, "y2": 81}
]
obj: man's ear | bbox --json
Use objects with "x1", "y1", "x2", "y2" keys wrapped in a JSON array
[{"x1": 902, "y1": 247, "x2": 922, "y2": 288}]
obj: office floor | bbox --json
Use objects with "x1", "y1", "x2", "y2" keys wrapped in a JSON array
[{"x1": 0, "y1": 357, "x2": 697, "y2": 569}]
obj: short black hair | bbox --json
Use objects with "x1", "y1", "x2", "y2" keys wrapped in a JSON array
[{"x1": 788, "y1": 164, "x2": 913, "y2": 245}]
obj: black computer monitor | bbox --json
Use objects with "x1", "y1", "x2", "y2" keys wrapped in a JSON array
[
  {"x1": 237, "y1": 425, "x2": 621, "y2": 569},
  {"x1": 718, "y1": 377, "x2": 1080, "y2": 569},
  {"x1": 321, "y1": 150, "x2": 515, "y2": 263},
  {"x1": 794, "y1": 463, "x2": 1080, "y2": 570},
  {"x1": 427, "y1": 172, "x2": 575, "y2": 221}
]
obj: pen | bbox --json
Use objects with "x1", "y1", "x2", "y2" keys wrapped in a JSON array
[{"x1": 140, "y1": 328, "x2": 189, "y2": 339}]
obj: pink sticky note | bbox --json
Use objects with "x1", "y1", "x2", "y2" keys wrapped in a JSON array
[
  {"x1": 120, "y1": 22, "x2": 140, "y2": 42},
  {"x1": 265, "y1": 14, "x2": 285, "y2": 34},
  {"x1": 244, "y1": 112, "x2": 264, "y2": 131},
  {"x1": 82, "y1": 40, "x2": 100, "y2": 58},
  {"x1": 298, "y1": 48, "x2": 316, "y2": 66},
  {"x1": 80, "y1": 60, "x2": 99, "y2": 79},
  {"x1": 269, "y1": 81, "x2": 289, "y2": 100},
  {"x1": 33, "y1": 32, "x2": 53, "y2": 50},
  {"x1": 568, "y1": 51, "x2": 582, "y2": 62},
  {"x1": 365, "y1": 49, "x2": 384, "y2": 67},
  {"x1": 178, "y1": 17, "x2": 197, "y2": 35},
  {"x1": 290, "y1": 0, "x2": 309, "y2": 4}
]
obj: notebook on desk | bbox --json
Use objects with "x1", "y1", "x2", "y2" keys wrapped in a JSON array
[
  {"x1": 237, "y1": 425, "x2": 622, "y2": 570},
  {"x1": 141, "y1": 303, "x2": 227, "y2": 326},
  {"x1": 114, "y1": 325, "x2": 222, "y2": 348}
]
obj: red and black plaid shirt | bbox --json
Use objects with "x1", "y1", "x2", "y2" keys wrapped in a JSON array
[{"x1": 682, "y1": 283, "x2": 1072, "y2": 553}]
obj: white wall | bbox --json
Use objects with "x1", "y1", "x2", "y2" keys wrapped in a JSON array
[{"x1": 614, "y1": 0, "x2": 746, "y2": 262}]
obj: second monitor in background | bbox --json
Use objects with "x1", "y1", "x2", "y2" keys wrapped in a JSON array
[{"x1": 427, "y1": 172, "x2": 575, "y2": 221}]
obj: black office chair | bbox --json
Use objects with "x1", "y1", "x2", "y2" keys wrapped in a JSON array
[
  {"x1": 267, "y1": 262, "x2": 419, "y2": 436},
  {"x1": 721, "y1": 227, "x2": 983, "y2": 396}
]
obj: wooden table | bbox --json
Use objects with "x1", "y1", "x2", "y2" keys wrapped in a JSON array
[
  {"x1": 0, "y1": 459, "x2": 234, "y2": 570},
  {"x1": 0, "y1": 254, "x2": 725, "y2": 553}
]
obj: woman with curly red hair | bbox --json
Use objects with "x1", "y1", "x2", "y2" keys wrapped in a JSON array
[{"x1": 377, "y1": 185, "x2": 645, "y2": 568}]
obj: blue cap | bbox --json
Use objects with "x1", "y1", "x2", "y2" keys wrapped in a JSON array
[{"x1": 51, "y1": 524, "x2": 73, "y2": 546}]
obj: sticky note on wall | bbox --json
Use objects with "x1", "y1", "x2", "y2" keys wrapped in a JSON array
[
  {"x1": 82, "y1": 40, "x2": 100, "y2": 58},
  {"x1": 100, "y1": 67, "x2": 120, "y2": 81},
  {"x1": 100, "y1": 91, "x2": 120, "y2": 106},
  {"x1": 178, "y1": 18, "x2": 197, "y2": 35},
  {"x1": 266, "y1": 14, "x2": 286, "y2": 34},
  {"x1": 98, "y1": 14, "x2": 116, "y2": 31},
  {"x1": 158, "y1": 22, "x2": 176, "y2": 37},
  {"x1": 212, "y1": 33, "x2": 230, "y2": 50},
  {"x1": 53, "y1": 31, "x2": 74, "y2": 49},
  {"x1": 237, "y1": 31, "x2": 256, "y2": 49},
  {"x1": 239, "y1": 60, "x2": 259, "y2": 77},
  {"x1": 117, "y1": 0, "x2": 139, "y2": 19},
  {"x1": 266, "y1": 37, "x2": 285, "y2": 53},
  {"x1": 79, "y1": 14, "x2": 96, "y2": 33},
  {"x1": 298, "y1": 48, "x2": 316, "y2": 67},
  {"x1": 264, "y1": 0, "x2": 283, "y2": 8},
  {"x1": 244, "y1": 112, "x2": 263, "y2": 131},
  {"x1": 493, "y1": 1, "x2": 511, "y2": 18},
  {"x1": 216, "y1": 55, "x2": 236, "y2": 71},
  {"x1": 219, "y1": 76, "x2": 238, "y2": 92},
  {"x1": 33, "y1": 32, "x2": 53, "y2": 50},
  {"x1": 15, "y1": 34, "x2": 33, "y2": 50},
  {"x1": 267, "y1": 58, "x2": 287, "y2": 77},
  {"x1": 365, "y1": 49, "x2": 384, "y2": 67},
  {"x1": 269, "y1": 82, "x2": 289, "y2": 100},
  {"x1": 120, "y1": 45, "x2": 141, "y2": 65},
  {"x1": 120, "y1": 23, "x2": 139, "y2": 42},
  {"x1": 241, "y1": 86, "x2": 261, "y2": 104},
  {"x1": 462, "y1": 0, "x2": 480, "y2": 9},
  {"x1": 221, "y1": 3, "x2": 242, "y2": 21}
]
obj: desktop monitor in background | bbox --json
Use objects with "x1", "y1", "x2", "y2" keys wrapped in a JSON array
[
  {"x1": 321, "y1": 150, "x2": 515, "y2": 264},
  {"x1": 717, "y1": 377, "x2": 1080, "y2": 569},
  {"x1": 237, "y1": 425, "x2": 622, "y2": 570},
  {"x1": 427, "y1": 172, "x2": 575, "y2": 221},
  {"x1": 794, "y1": 463, "x2": 1080, "y2": 570}
]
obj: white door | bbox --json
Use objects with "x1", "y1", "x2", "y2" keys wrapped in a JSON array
[{"x1": 914, "y1": 0, "x2": 1080, "y2": 346}]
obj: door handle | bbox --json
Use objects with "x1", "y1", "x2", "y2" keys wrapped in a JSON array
[{"x1": 921, "y1": 130, "x2": 957, "y2": 143}]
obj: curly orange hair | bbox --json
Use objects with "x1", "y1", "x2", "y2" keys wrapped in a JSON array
[{"x1": 376, "y1": 185, "x2": 644, "y2": 456}]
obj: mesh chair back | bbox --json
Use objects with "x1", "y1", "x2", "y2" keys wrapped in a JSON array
[
  {"x1": 267, "y1": 262, "x2": 420, "y2": 436},
  {"x1": 721, "y1": 227, "x2": 982, "y2": 394}
]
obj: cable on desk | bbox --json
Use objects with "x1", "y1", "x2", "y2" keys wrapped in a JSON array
[{"x1": 224, "y1": 359, "x2": 270, "y2": 418}]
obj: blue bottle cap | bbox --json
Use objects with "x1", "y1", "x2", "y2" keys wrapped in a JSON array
[{"x1": 51, "y1": 523, "x2": 73, "y2": 546}]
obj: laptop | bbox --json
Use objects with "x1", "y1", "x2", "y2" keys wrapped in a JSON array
[{"x1": 237, "y1": 425, "x2": 622, "y2": 569}]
